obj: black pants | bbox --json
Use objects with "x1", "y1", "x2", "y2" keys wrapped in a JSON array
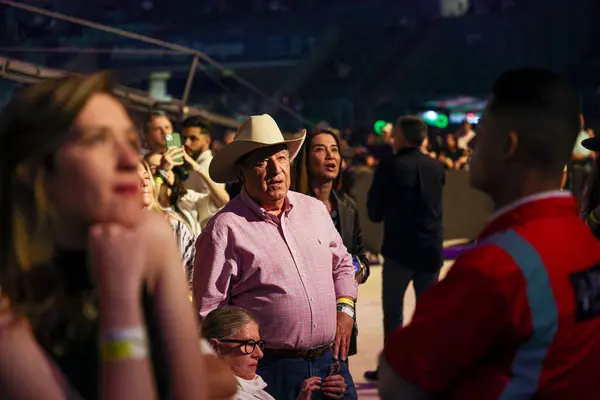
[{"x1": 382, "y1": 257, "x2": 440, "y2": 342}]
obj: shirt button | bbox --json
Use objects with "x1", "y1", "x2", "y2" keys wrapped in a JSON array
[
  {"x1": 309, "y1": 298, "x2": 313, "y2": 302},
  {"x1": 313, "y1": 324, "x2": 317, "y2": 328}
]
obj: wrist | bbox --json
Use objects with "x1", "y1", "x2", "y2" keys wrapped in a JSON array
[{"x1": 98, "y1": 291, "x2": 143, "y2": 327}]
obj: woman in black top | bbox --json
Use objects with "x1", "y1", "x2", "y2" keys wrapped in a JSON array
[
  {"x1": 294, "y1": 129, "x2": 370, "y2": 356},
  {"x1": 0, "y1": 73, "x2": 206, "y2": 399}
]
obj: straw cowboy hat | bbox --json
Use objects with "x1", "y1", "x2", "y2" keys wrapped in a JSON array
[{"x1": 209, "y1": 114, "x2": 306, "y2": 183}]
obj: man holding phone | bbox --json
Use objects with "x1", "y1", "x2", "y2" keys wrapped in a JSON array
[{"x1": 179, "y1": 117, "x2": 228, "y2": 228}]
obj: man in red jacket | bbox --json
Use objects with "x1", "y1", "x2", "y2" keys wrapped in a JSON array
[{"x1": 380, "y1": 68, "x2": 600, "y2": 399}]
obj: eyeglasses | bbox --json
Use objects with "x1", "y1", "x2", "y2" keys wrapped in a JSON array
[{"x1": 219, "y1": 339, "x2": 266, "y2": 354}]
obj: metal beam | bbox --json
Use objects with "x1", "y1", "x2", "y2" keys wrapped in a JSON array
[
  {"x1": 0, "y1": 0, "x2": 314, "y2": 127},
  {"x1": 0, "y1": 56, "x2": 241, "y2": 128},
  {"x1": 182, "y1": 55, "x2": 199, "y2": 106}
]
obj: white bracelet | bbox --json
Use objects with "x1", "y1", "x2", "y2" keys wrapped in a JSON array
[
  {"x1": 338, "y1": 304, "x2": 355, "y2": 319},
  {"x1": 100, "y1": 327, "x2": 149, "y2": 361},
  {"x1": 101, "y1": 326, "x2": 148, "y2": 342}
]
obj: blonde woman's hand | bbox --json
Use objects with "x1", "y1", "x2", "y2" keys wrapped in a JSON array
[{"x1": 296, "y1": 377, "x2": 322, "y2": 400}]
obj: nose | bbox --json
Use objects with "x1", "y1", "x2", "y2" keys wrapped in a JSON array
[
  {"x1": 253, "y1": 345, "x2": 264, "y2": 359},
  {"x1": 325, "y1": 148, "x2": 335, "y2": 159},
  {"x1": 116, "y1": 140, "x2": 139, "y2": 171},
  {"x1": 266, "y1": 157, "x2": 282, "y2": 176}
]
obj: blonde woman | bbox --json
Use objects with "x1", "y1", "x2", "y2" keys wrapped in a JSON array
[
  {"x1": 0, "y1": 73, "x2": 206, "y2": 400},
  {"x1": 139, "y1": 161, "x2": 195, "y2": 281}
]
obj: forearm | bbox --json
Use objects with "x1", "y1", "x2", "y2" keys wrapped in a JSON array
[
  {"x1": 155, "y1": 251, "x2": 207, "y2": 400},
  {"x1": 99, "y1": 295, "x2": 156, "y2": 400},
  {"x1": 193, "y1": 169, "x2": 229, "y2": 207}
]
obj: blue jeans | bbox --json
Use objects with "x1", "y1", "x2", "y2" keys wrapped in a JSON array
[
  {"x1": 382, "y1": 257, "x2": 440, "y2": 341},
  {"x1": 258, "y1": 348, "x2": 357, "y2": 400}
]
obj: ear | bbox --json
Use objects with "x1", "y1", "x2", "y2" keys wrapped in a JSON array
[
  {"x1": 210, "y1": 338, "x2": 220, "y2": 354},
  {"x1": 504, "y1": 131, "x2": 519, "y2": 160}
]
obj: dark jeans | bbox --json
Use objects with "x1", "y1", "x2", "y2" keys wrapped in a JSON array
[
  {"x1": 382, "y1": 257, "x2": 440, "y2": 342},
  {"x1": 258, "y1": 348, "x2": 357, "y2": 400}
]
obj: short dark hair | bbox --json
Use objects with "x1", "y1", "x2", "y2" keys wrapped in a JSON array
[
  {"x1": 397, "y1": 116, "x2": 427, "y2": 146},
  {"x1": 181, "y1": 116, "x2": 212, "y2": 136},
  {"x1": 489, "y1": 67, "x2": 580, "y2": 169}
]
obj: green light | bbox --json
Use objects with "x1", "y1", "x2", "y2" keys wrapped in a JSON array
[
  {"x1": 374, "y1": 120, "x2": 387, "y2": 135},
  {"x1": 434, "y1": 114, "x2": 449, "y2": 129}
]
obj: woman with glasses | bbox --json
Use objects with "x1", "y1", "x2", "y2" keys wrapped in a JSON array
[{"x1": 202, "y1": 306, "x2": 347, "y2": 400}]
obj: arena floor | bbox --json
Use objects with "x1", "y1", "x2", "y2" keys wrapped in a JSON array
[{"x1": 350, "y1": 257, "x2": 456, "y2": 398}]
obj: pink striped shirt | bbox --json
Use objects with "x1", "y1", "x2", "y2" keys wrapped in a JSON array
[{"x1": 193, "y1": 189, "x2": 358, "y2": 349}]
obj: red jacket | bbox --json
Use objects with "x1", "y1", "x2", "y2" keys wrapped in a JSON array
[{"x1": 384, "y1": 192, "x2": 600, "y2": 399}]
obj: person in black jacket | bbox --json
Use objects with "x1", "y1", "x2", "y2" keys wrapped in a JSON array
[
  {"x1": 293, "y1": 129, "x2": 370, "y2": 356},
  {"x1": 579, "y1": 136, "x2": 600, "y2": 239},
  {"x1": 365, "y1": 115, "x2": 445, "y2": 381}
]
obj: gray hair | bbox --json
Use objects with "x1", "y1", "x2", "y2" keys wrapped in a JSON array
[{"x1": 201, "y1": 306, "x2": 258, "y2": 340}]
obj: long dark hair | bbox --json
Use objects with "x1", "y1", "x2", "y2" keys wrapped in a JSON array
[{"x1": 293, "y1": 129, "x2": 343, "y2": 195}]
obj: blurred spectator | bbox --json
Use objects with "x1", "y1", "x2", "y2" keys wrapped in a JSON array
[
  {"x1": 224, "y1": 129, "x2": 237, "y2": 145},
  {"x1": 419, "y1": 136, "x2": 437, "y2": 159},
  {"x1": 438, "y1": 133, "x2": 469, "y2": 170},
  {"x1": 380, "y1": 68, "x2": 600, "y2": 400},
  {"x1": 139, "y1": 161, "x2": 196, "y2": 281},
  {"x1": 570, "y1": 117, "x2": 594, "y2": 201},
  {"x1": 456, "y1": 121, "x2": 476, "y2": 150},
  {"x1": 365, "y1": 115, "x2": 444, "y2": 382},
  {"x1": 579, "y1": 135, "x2": 600, "y2": 239},
  {"x1": 181, "y1": 117, "x2": 229, "y2": 229},
  {"x1": 0, "y1": 73, "x2": 205, "y2": 399},
  {"x1": 145, "y1": 148, "x2": 229, "y2": 237},
  {"x1": 142, "y1": 110, "x2": 172, "y2": 156}
]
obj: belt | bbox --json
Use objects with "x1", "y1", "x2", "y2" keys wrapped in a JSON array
[{"x1": 264, "y1": 342, "x2": 333, "y2": 361}]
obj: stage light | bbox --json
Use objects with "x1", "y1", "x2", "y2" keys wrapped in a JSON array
[
  {"x1": 434, "y1": 114, "x2": 449, "y2": 129},
  {"x1": 374, "y1": 120, "x2": 388, "y2": 135},
  {"x1": 423, "y1": 110, "x2": 438, "y2": 123}
]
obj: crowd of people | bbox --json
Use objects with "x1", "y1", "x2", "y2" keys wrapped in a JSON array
[{"x1": 0, "y1": 66, "x2": 600, "y2": 400}]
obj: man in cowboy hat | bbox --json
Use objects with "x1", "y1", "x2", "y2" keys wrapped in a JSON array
[{"x1": 193, "y1": 114, "x2": 358, "y2": 399}]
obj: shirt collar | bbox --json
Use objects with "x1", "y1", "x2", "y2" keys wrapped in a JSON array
[
  {"x1": 240, "y1": 188, "x2": 294, "y2": 221},
  {"x1": 236, "y1": 375, "x2": 269, "y2": 395},
  {"x1": 195, "y1": 149, "x2": 213, "y2": 163},
  {"x1": 479, "y1": 190, "x2": 575, "y2": 239}
]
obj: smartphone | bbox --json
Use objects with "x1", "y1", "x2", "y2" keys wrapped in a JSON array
[
  {"x1": 327, "y1": 362, "x2": 340, "y2": 376},
  {"x1": 165, "y1": 132, "x2": 183, "y2": 163}
]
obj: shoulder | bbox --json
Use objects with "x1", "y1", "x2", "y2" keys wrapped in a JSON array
[
  {"x1": 335, "y1": 190, "x2": 357, "y2": 211},
  {"x1": 200, "y1": 196, "x2": 251, "y2": 238},
  {"x1": 453, "y1": 235, "x2": 532, "y2": 291},
  {"x1": 288, "y1": 191, "x2": 327, "y2": 210}
]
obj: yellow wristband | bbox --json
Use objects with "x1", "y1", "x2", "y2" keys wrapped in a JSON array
[
  {"x1": 188, "y1": 293, "x2": 193, "y2": 303},
  {"x1": 154, "y1": 176, "x2": 164, "y2": 186},
  {"x1": 590, "y1": 211, "x2": 600, "y2": 225},
  {"x1": 100, "y1": 327, "x2": 148, "y2": 362},
  {"x1": 100, "y1": 340, "x2": 144, "y2": 362},
  {"x1": 337, "y1": 298, "x2": 355, "y2": 308}
]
